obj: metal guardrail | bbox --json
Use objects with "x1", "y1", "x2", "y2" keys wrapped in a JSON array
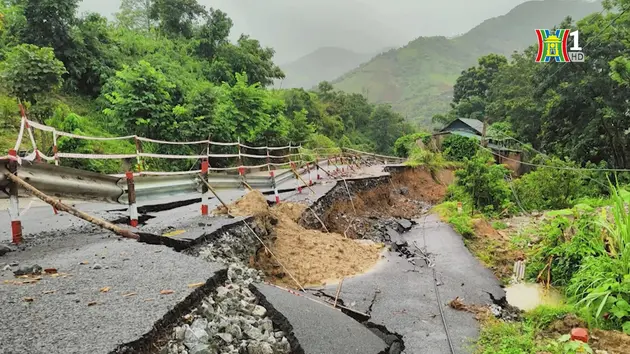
[
  {"x1": 1, "y1": 148, "x2": 400, "y2": 205},
  {"x1": 0, "y1": 159, "x2": 308, "y2": 204}
]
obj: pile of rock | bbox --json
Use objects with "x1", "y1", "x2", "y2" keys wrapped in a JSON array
[
  {"x1": 163, "y1": 265, "x2": 291, "y2": 354},
  {"x1": 198, "y1": 222, "x2": 268, "y2": 265}
]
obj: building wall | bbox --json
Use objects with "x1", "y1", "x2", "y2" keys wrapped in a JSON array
[{"x1": 497, "y1": 152, "x2": 522, "y2": 175}]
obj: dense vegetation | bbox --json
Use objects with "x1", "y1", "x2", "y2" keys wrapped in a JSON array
[
  {"x1": 0, "y1": 0, "x2": 412, "y2": 173},
  {"x1": 405, "y1": 0, "x2": 630, "y2": 350},
  {"x1": 332, "y1": 0, "x2": 602, "y2": 127}
]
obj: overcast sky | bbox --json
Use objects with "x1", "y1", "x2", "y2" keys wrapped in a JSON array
[{"x1": 79, "y1": 0, "x2": 529, "y2": 64}]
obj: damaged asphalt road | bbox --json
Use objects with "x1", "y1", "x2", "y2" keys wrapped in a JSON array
[
  {"x1": 318, "y1": 214, "x2": 505, "y2": 354},
  {"x1": 0, "y1": 231, "x2": 223, "y2": 354},
  {"x1": 0, "y1": 163, "x2": 505, "y2": 354}
]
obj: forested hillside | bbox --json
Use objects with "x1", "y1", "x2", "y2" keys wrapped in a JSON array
[
  {"x1": 332, "y1": 0, "x2": 602, "y2": 126},
  {"x1": 436, "y1": 0, "x2": 630, "y2": 170},
  {"x1": 0, "y1": 0, "x2": 412, "y2": 173}
]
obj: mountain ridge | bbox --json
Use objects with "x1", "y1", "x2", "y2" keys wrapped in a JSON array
[
  {"x1": 276, "y1": 46, "x2": 395, "y2": 89},
  {"x1": 331, "y1": 0, "x2": 603, "y2": 125}
]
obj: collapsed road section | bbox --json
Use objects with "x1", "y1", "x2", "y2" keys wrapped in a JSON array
[{"x1": 1, "y1": 164, "x2": 510, "y2": 354}]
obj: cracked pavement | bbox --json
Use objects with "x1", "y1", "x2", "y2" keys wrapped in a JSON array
[{"x1": 319, "y1": 214, "x2": 504, "y2": 354}]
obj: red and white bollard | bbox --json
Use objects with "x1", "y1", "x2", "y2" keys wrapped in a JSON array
[
  {"x1": 201, "y1": 159, "x2": 209, "y2": 215},
  {"x1": 307, "y1": 163, "x2": 313, "y2": 186},
  {"x1": 238, "y1": 166, "x2": 247, "y2": 189},
  {"x1": 126, "y1": 171, "x2": 138, "y2": 227},
  {"x1": 7, "y1": 149, "x2": 22, "y2": 244},
  {"x1": 270, "y1": 170, "x2": 280, "y2": 204},
  {"x1": 292, "y1": 162, "x2": 302, "y2": 194},
  {"x1": 316, "y1": 162, "x2": 321, "y2": 180}
]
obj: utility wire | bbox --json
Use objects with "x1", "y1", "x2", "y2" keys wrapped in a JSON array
[{"x1": 479, "y1": 144, "x2": 630, "y2": 172}]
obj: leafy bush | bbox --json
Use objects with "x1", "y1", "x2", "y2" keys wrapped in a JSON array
[
  {"x1": 454, "y1": 150, "x2": 513, "y2": 216},
  {"x1": 442, "y1": 134, "x2": 478, "y2": 161},
  {"x1": 0, "y1": 44, "x2": 66, "y2": 103},
  {"x1": 526, "y1": 211, "x2": 605, "y2": 287},
  {"x1": 393, "y1": 132, "x2": 430, "y2": 157},
  {"x1": 513, "y1": 157, "x2": 589, "y2": 211}
]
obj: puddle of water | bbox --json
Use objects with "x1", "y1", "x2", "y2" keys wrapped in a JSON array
[{"x1": 505, "y1": 283, "x2": 564, "y2": 311}]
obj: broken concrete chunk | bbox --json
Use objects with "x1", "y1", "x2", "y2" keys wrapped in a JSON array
[
  {"x1": 251, "y1": 305, "x2": 267, "y2": 318},
  {"x1": 189, "y1": 343, "x2": 216, "y2": 354},
  {"x1": 0, "y1": 244, "x2": 15, "y2": 256},
  {"x1": 396, "y1": 219, "x2": 413, "y2": 231},
  {"x1": 247, "y1": 342, "x2": 273, "y2": 354},
  {"x1": 13, "y1": 264, "x2": 42, "y2": 276},
  {"x1": 215, "y1": 332, "x2": 233, "y2": 343}
]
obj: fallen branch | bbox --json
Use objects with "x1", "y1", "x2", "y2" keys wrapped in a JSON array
[
  {"x1": 334, "y1": 277, "x2": 345, "y2": 308},
  {"x1": 5, "y1": 172, "x2": 138, "y2": 240},
  {"x1": 290, "y1": 166, "x2": 316, "y2": 194},
  {"x1": 198, "y1": 174, "x2": 231, "y2": 216}
]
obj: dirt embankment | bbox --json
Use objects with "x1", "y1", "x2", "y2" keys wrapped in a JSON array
[
  {"x1": 322, "y1": 169, "x2": 449, "y2": 238},
  {"x1": 216, "y1": 191, "x2": 383, "y2": 289}
]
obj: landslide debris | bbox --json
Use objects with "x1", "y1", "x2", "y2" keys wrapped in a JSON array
[
  {"x1": 163, "y1": 264, "x2": 292, "y2": 354},
  {"x1": 215, "y1": 191, "x2": 383, "y2": 289}
]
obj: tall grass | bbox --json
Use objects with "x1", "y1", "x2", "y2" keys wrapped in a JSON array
[{"x1": 566, "y1": 183, "x2": 630, "y2": 332}]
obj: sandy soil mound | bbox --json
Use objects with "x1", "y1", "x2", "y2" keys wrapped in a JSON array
[
  {"x1": 215, "y1": 190, "x2": 270, "y2": 217},
  {"x1": 219, "y1": 191, "x2": 383, "y2": 289}
]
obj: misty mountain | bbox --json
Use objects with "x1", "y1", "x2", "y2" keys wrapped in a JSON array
[
  {"x1": 332, "y1": 0, "x2": 603, "y2": 126},
  {"x1": 276, "y1": 47, "x2": 395, "y2": 89}
]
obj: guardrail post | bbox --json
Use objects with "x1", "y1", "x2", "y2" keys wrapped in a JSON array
[
  {"x1": 270, "y1": 170, "x2": 280, "y2": 203},
  {"x1": 237, "y1": 137, "x2": 247, "y2": 188},
  {"x1": 316, "y1": 157, "x2": 321, "y2": 180},
  {"x1": 7, "y1": 149, "x2": 22, "y2": 244},
  {"x1": 134, "y1": 136, "x2": 143, "y2": 172},
  {"x1": 126, "y1": 171, "x2": 138, "y2": 227},
  {"x1": 52, "y1": 130, "x2": 59, "y2": 166},
  {"x1": 201, "y1": 159, "x2": 209, "y2": 216},
  {"x1": 292, "y1": 162, "x2": 302, "y2": 194},
  {"x1": 306, "y1": 162, "x2": 313, "y2": 186}
]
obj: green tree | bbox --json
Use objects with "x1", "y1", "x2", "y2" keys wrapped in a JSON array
[
  {"x1": 206, "y1": 35, "x2": 284, "y2": 87},
  {"x1": 452, "y1": 53, "x2": 508, "y2": 119},
  {"x1": 0, "y1": 44, "x2": 66, "y2": 103},
  {"x1": 195, "y1": 8, "x2": 232, "y2": 60},
  {"x1": 214, "y1": 73, "x2": 289, "y2": 145},
  {"x1": 149, "y1": 0, "x2": 206, "y2": 38},
  {"x1": 102, "y1": 60, "x2": 176, "y2": 139},
  {"x1": 368, "y1": 104, "x2": 406, "y2": 155},
  {"x1": 116, "y1": 0, "x2": 154, "y2": 31},
  {"x1": 287, "y1": 108, "x2": 315, "y2": 144},
  {"x1": 454, "y1": 150, "x2": 513, "y2": 214},
  {"x1": 442, "y1": 134, "x2": 479, "y2": 161},
  {"x1": 71, "y1": 13, "x2": 120, "y2": 96}
]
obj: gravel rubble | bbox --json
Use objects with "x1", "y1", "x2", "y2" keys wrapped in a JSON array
[{"x1": 164, "y1": 263, "x2": 291, "y2": 354}]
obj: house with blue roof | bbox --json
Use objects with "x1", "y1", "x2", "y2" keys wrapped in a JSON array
[{"x1": 431, "y1": 118, "x2": 524, "y2": 174}]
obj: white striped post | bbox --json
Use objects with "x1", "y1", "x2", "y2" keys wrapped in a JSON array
[
  {"x1": 270, "y1": 170, "x2": 280, "y2": 203},
  {"x1": 7, "y1": 149, "x2": 22, "y2": 244},
  {"x1": 134, "y1": 136, "x2": 142, "y2": 172},
  {"x1": 201, "y1": 159, "x2": 209, "y2": 216},
  {"x1": 237, "y1": 137, "x2": 247, "y2": 188},
  {"x1": 292, "y1": 162, "x2": 302, "y2": 194},
  {"x1": 52, "y1": 130, "x2": 59, "y2": 166},
  {"x1": 126, "y1": 171, "x2": 138, "y2": 227},
  {"x1": 307, "y1": 162, "x2": 313, "y2": 186}
]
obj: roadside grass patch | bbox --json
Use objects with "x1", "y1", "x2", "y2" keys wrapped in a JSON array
[{"x1": 474, "y1": 305, "x2": 588, "y2": 354}]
